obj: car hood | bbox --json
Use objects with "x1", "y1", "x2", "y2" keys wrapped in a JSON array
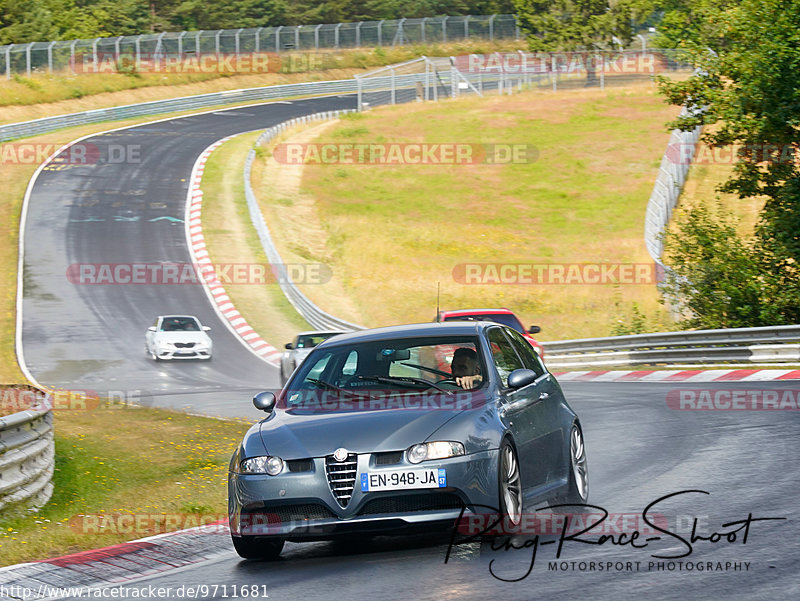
[
  {"x1": 153, "y1": 331, "x2": 210, "y2": 343},
  {"x1": 258, "y1": 408, "x2": 462, "y2": 459}
]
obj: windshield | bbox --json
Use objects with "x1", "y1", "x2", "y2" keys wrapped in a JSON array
[
  {"x1": 159, "y1": 317, "x2": 201, "y2": 332},
  {"x1": 296, "y1": 333, "x2": 341, "y2": 349},
  {"x1": 443, "y1": 313, "x2": 525, "y2": 334},
  {"x1": 285, "y1": 335, "x2": 486, "y2": 403}
]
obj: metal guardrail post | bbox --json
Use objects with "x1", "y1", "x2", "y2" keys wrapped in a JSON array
[
  {"x1": 335, "y1": 23, "x2": 342, "y2": 49},
  {"x1": 464, "y1": 15, "x2": 470, "y2": 38},
  {"x1": 377, "y1": 20, "x2": 384, "y2": 46},
  {"x1": 47, "y1": 41, "x2": 55, "y2": 73},
  {"x1": 356, "y1": 22, "x2": 362, "y2": 47},
  {"x1": 69, "y1": 40, "x2": 77, "y2": 74},
  {"x1": 92, "y1": 37, "x2": 100, "y2": 68},
  {"x1": 235, "y1": 29, "x2": 243, "y2": 54},
  {"x1": 5, "y1": 45, "x2": 11, "y2": 80},
  {"x1": 551, "y1": 53, "x2": 557, "y2": 91},
  {"x1": 196, "y1": 30, "x2": 202, "y2": 53},
  {"x1": 295, "y1": 25, "x2": 301, "y2": 49},
  {"x1": 255, "y1": 27, "x2": 263, "y2": 52},
  {"x1": 215, "y1": 30, "x2": 222, "y2": 55},
  {"x1": 489, "y1": 15, "x2": 495, "y2": 41},
  {"x1": 135, "y1": 34, "x2": 143, "y2": 69},
  {"x1": 442, "y1": 17, "x2": 448, "y2": 43},
  {"x1": 598, "y1": 54, "x2": 604, "y2": 89},
  {"x1": 421, "y1": 18, "x2": 427, "y2": 43},
  {"x1": 275, "y1": 26, "x2": 283, "y2": 52},
  {"x1": 314, "y1": 24, "x2": 322, "y2": 49},
  {"x1": 26, "y1": 43, "x2": 32, "y2": 77},
  {"x1": 154, "y1": 31, "x2": 166, "y2": 57},
  {"x1": 391, "y1": 68, "x2": 396, "y2": 104}
]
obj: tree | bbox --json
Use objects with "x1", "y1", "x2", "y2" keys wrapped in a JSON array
[
  {"x1": 660, "y1": 203, "x2": 770, "y2": 329},
  {"x1": 512, "y1": 0, "x2": 636, "y2": 51},
  {"x1": 657, "y1": 0, "x2": 800, "y2": 326},
  {"x1": 512, "y1": 0, "x2": 642, "y2": 84}
]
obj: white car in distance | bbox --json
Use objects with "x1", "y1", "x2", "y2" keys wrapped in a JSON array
[{"x1": 146, "y1": 315, "x2": 213, "y2": 361}]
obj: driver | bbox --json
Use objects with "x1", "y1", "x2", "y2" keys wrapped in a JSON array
[{"x1": 450, "y1": 347, "x2": 482, "y2": 390}]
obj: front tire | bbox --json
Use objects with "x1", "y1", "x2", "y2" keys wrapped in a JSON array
[
  {"x1": 563, "y1": 424, "x2": 589, "y2": 504},
  {"x1": 231, "y1": 535, "x2": 284, "y2": 560},
  {"x1": 498, "y1": 440, "x2": 523, "y2": 530}
]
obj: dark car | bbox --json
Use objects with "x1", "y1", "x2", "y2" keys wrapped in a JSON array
[
  {"x1": 436, "y1": 308, "x2": 544, "y2": 358},
  {"x1": 228, "y1": 322, "x2": 587, "y2": 559}
]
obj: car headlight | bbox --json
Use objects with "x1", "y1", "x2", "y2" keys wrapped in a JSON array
[
  {"x1": 407, "y1": 441, "x2": 465, "y2": 464},
  {"x1": 240, "y1": 455, "x2": 284, "y2": 475}
]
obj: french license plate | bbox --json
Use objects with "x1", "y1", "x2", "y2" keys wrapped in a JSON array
[{"x1": 360, "y1": 468, "x2": 446, "y2": 492}]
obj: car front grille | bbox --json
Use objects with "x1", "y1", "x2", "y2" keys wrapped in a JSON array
[
  {"x1": 174, "y1": 342, "x2": 195, "y2": 348},
  {"x1": 325, "y1": 453, "x2": 358, "y2": 507},
  {"x1": 358, "y1": 493, "x2": 464, "y2": 516},
  {"x1": 244, "y1": 503, "x2": 336, "y2": 524}
]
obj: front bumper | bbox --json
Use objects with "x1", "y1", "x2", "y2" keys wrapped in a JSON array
[
  {"x1": 156, "y1": 347, "x2": 211, "y2": 359},
  {"x1": 228, "y1": 449, "x2": 499, "y2": 541}
]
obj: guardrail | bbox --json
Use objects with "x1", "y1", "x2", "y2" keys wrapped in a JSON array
[
  {"x1": 541, "y1": 325, "x2": 800, "y2": 368},
  {"x1": 0, "y1": 78, "x2": 361, "y2": 142},
  {"x1": 0, "y1": 385, "x2": 54, "y2": 517},
  {"x1": 244, "y1": 112, "x2": 365, "y2": 332}
]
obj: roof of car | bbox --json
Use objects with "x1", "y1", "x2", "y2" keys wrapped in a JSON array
[
  {"x1": 158, "y1": 315, "x2": 200, "y2": 320},
  {"x1": 317, "y1": 321, "x2": 491, "y2": 348},
  {"x1": 438, "y1": 308, "x2": 514, "y2": 316},
  {"x1": 295, "y1": 331, "x2": 346, "y2": 337}
]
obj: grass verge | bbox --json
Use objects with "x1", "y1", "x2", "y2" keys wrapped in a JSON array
[
  {"x1": 199, "y1": 132, "x2": 311, "y2": 349},
  {"x1": 252, "y1": 81, "x2": 685, "y2": 341},
  {"x1": 0, "y1": 403, "x2": 249, "y2": 567}
]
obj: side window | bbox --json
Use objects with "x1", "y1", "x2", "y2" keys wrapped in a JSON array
[
  {"x1": 305, "y1": 352, "x2": 332, "y2": 381},
  {"x1": 487, "y1": 327, "x2": 524, "y2": 388},
  {"x1": 505, "y1": 328, "x2": 546, "y2": 378},
  {"x1": 342, "y1": 350, "x2": 358, "y2": 376}
]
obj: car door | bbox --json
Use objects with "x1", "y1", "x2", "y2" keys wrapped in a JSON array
[
  {"x1": 504, "y1": 327, "x2": 565, "y2": 490},
  {"x1": 487, "y1": 327, "x2": 549, "y2": 496}
]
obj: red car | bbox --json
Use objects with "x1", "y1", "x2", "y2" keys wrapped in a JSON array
[{"x1": 435, "y1": 308, "x2": 544, "y2": 358}]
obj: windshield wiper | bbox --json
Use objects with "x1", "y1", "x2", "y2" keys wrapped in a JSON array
[
  {"x1": 356, "y1": 375, "x2": 453, "y2": 395},
  {"x1": 305, "y1": 378, "x2": 360, "y2": 397}
]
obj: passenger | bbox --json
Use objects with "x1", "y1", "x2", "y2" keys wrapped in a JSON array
[{"x1": 450, "y1": 347, "x2": 482, "y2": 390}]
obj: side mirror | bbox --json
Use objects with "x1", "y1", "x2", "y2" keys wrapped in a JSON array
[
  {"x1": 507, "y1": 368, "x2": 538, "y2": 389},
  {"x1": 528, "y1": 325, "x2": 541, "y2": 335},
  {"x1": 202, "y1": 326, "x2": 211, "y2": 332},
  {"x1": 285, "y1": 342, "x2": 294, "y2": 350},
  {"x1": 253, "y1": 391, "x2": 277, "y2": 413},
  {"x1": 147, "y1": 326, "x2": 156, "y2": 332}
]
